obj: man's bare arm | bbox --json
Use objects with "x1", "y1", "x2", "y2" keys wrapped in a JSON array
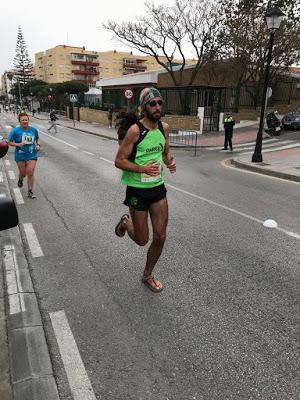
[{"x1": 162, "y1": 122, "x2": 176, "y2": 173}]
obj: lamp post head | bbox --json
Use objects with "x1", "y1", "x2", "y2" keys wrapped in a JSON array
[{"x1": 265, "y1": 7, "x2": 285, "y2": 32}]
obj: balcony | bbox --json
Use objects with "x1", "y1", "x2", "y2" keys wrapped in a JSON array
[
  {"x1": 72, "y1": 69, "x2": 99, "y2": 76},
  {"x1": 71, "y1": 60, "x2": 99, "y2": 66}
]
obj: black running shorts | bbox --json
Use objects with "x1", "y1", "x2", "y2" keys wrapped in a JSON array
[{"x1": 123, "y1": 183, "x2": 167, "y2": 211}]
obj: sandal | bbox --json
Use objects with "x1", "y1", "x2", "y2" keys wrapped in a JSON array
[
  {"x1": 115, "y1": 214, "x2": 129, "y2": 237},
  {"x1": 141, "y1": 275, "x2": 163, "y2": 293}
]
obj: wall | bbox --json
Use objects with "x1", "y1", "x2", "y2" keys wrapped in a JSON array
[
  {"x1": 80, "y1": 108, "x2": 112, "y2": 125},
  {"x1": 80, "y1": 107, "x2": 200, "y2": 131}
]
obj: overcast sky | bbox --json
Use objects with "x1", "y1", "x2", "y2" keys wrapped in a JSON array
[{"x1": 0, "y1": 0, "x2": 176, "y2": 75}]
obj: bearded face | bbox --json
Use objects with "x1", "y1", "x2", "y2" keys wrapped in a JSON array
[{"x1": 144, "y1": 98, "x2": 163, "y2": 121}]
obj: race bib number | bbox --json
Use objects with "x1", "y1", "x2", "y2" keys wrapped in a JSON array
[
  {"x1": 141, "y1": 162, "x2": 162, "y2": 183},
  {"x1": 23, "y1": 135, "x2": 34, "y2": 145}
]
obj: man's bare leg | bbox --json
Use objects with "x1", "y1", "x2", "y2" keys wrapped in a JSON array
[{"x1": 143, "y1": 198, "x2": 168, "y2": 290}]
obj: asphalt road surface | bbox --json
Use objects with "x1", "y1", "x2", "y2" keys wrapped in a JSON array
[{"x1": 1, "y1": 113, "x2": 299, "y2": 400}]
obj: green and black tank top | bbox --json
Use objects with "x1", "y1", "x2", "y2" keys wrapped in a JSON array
[{"x1": 121, "y1": 120, "x2": 166, "y2": 188}]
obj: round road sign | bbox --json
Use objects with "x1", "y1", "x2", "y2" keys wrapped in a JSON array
[{"x1": 124, "y1": 89, "x2": 134, "y2": 100}]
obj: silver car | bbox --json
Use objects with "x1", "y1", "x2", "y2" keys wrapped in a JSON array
[{"x1": 282, "y1": 107, "x2": 300, "y2": 129}]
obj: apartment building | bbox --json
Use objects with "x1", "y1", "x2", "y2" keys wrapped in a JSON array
[
  {"x1": 35, "y1": 45, "x2": 100, "y2": 84},
  {"x1": 98, "y1": 50, "x2": 194, "y2": 79},
  {"x1": 34, "y1": 45, "x2": 194, "y2": 84}
]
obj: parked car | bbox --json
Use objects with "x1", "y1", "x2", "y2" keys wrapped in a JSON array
[{"x1": 281, "y1": 107, "x2": 300, "y2": 129}]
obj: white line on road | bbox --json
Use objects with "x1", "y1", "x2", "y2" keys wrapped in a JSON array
[
  {"x1": 8, "y1": 170, "x2": 16, "y2": 180},
  {"x1": 50, "y1": 310, "x2": 97, "y2": 400},
  {"x1": 0, "y1": 172, "x2": 3, "y2": 182},
  {"x1": 207, "y1": 138, "x2": 279, "y2": 150},
  {"x1": 166, "y1": 183, "x2": 300, "y2": 240},
  {"x1": 5, "y1": 160, "x2": 11, "y2": 166},
  {"x1": 23, "y1": 223, "x2": 44, "y2": 257},
  {"x1": 82, "y1": 150, "x2": 95, "y2": 156},
  {"x1": 40, "y1": 130, "x2": 79, "y2": 149},
  {"x1": 243, "y1": 142, "x2": 300, "y2": 154},
  {"x1": 99, "y1": 156, "x2": 114, "y2": 164},
  {"x1": 13, "y1": 187, "x2": 24, "y2": 204},
  {"x1": 233, "y1": 140, "x2": 294, "y2": 151},
  {"x1": 3, "y1": 245, "x2": 25, "y2": 314}
]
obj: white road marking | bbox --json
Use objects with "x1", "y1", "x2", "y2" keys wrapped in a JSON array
[
  {"x1": 82, "y1": 150, "x2": 95, "y2": 156},
  {"x1": 40, "y1": 130, "x2": 79, "y2": 149},
  {"x1": 50, "y1": 310, "x2": 97, "y2": 400},
  {"x1": 13, "y1": 187, "x2": 24, "y2": 204},
  {"x1": 5, "y1": 160, "x2": 11, "y2": 166},
  {"x1": 0, "y1": 193, "x2": 6, "y2": 198},
  {"x1": 207, "y1": 138, "x2": 279, "y2": 150},
  {"x1": 99, "y1": 156, "x2": 114, "y2": 164},
  {"x1": 0, "y1": 172, "x2": 3, "y2": 182},
  {"x1": 23, "y1": 223, "x2": 44, "y2": 258},
  {"x1": 165, "y1": 183, "x2": 300, "y2": 240},
  {"x1": 8, "y1": 170, "x2": 16, "y2": 180},
  {"x1": 3, "y1": 245, "x2": 25, "y2": 314},
  {"x1": 232, "y1": 140, "x2": 294, "y2": 152},
  {"x1": 243, "y1": 142, "x2": 300, "y2": 154}
]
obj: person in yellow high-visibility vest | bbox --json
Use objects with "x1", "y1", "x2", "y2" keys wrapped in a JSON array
[{"x1": 221, "y1": 112, "x2": 235, "y2": 151}]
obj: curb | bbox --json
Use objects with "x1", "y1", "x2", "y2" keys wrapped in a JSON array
[
  {"x1": 0, "y1": 161, "x2": 60, "y2": 400},
  {"x1": 229, "y1": 157, "x2": 300, "y2": 183}
]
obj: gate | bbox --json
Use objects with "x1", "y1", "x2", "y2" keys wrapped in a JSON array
[{"x1": 201, "y1": 89, "x2": 222, "y2": 132}]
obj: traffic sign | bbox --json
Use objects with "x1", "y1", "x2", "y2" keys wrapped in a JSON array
[
  {"x1": 123, "y1": 89, "x2": 134, "y2": 100},
  {"x1": 69, "y1": 94, "x2": 78, "y2": 102}
]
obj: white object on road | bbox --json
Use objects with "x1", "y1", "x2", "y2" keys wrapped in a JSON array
[
  {"x1": 23, "y1": 223, "x2": 44, "y2": 257},
  {"x1": 263, "y1": 219, "x2": 278, "y2": 228},
  {"x1": 13, "y1": 187, "x2": 24, "y2": 204},
  {"x1": 50, "y1": 310, "x2": 97, "y2": 400}
]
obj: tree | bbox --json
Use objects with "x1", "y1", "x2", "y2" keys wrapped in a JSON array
[
  {"x1": 220, "y1": 0, "x2": 300, "y2": 108},
  {"x1": 104, "y1": 0, "x2": 224, "y2": 87},
  {"x1": 13, "y1": 26, "x2": 33, "y2": 86}
]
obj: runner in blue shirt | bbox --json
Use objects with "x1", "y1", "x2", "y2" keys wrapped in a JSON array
[{"x1": 8, "y1": 113, "x2": 41, "y2": 199}]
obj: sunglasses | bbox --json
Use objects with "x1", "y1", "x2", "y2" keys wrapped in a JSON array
[{"x1": 148, "y1": 100, "x2": 163, "y2": 107}]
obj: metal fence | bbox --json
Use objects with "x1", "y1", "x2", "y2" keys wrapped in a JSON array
[{"x1": 168, "y1": 129, "x2": 199, "y2": 156}]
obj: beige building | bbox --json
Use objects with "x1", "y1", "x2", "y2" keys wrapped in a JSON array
[
  {"x1": 34, "y1": 45, "x2": 194, "y2": 84},
  {"x1": 35, "y1": 45, "x2": 100, "y2": 84},
  {"x1": 98, "y1": 50, "x2": 195, "y2": 79}
]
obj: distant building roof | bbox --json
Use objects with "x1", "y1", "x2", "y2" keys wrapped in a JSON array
[
  {"x1": 96, "y1": 64, "x2": 197, "y2": 88},
  {"x1": 85, "y1": 87, "x2": 102, "y2": 95},
  {"x1": 287, "y1": 66, "x2": 300, "y2": 78}
]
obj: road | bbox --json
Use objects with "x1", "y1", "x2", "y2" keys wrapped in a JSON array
[{"x1": 1, "y1": 113, "x2": 299, "y2": 400}]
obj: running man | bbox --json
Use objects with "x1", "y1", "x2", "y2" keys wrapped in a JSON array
[
  {"x1": 114, "y1": 87, "x2": 176, "y2": 293},
  {"x1": 8, "y1": 112, "x2": 41, "y2": 199}
]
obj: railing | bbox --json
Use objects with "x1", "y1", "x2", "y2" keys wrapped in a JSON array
[
  {"x1": 71, "y1": 60, "x2": 99, "y2": 66},
  {"x1": 72, "y1": 70, "x2": 99, "y2": 75},
  {"x1": 169, "y1": 129, "x2": 199, "y2": 156}
]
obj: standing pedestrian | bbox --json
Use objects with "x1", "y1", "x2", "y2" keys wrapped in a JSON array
[
  {"x1": 7, "y1": 113, "x2": 41, "y2": 199},
  {"x1": 221, "y1": 112, "x2": 235, "y2": 151},
  {"x1": 114, "y1": 87, "x2": 176, "y2": 293},
  {"x1": 48, "y1": 109, "x2": 58, "y2": 133}
]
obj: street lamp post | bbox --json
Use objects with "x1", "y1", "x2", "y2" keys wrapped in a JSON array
[{"x1": 252, "y1": 7, "x2": 285, "y2": 163}]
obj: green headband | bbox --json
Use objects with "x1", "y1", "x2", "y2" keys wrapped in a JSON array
[{"x1": 140, "y1": 87, "x2": 163, "y2": 107}]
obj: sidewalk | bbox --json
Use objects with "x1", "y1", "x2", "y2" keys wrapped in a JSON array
[{"x1": 34, "y1": 113, "x2": 300, "y2": 182}]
